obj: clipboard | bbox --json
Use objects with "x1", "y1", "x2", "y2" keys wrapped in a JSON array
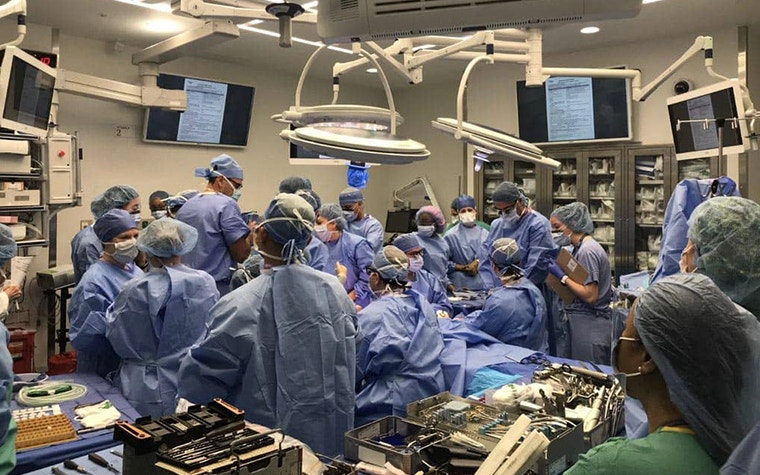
[{"x1": 546, "y1": 248, "x2": 589, "y2": 304}]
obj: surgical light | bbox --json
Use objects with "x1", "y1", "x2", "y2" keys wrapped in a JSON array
[
  {"x1": 431, "y1": 55, "x2": 560, "y2": 170},
  {"x1": 278, "y1": 46, "x2": 429, "y2": 165}
]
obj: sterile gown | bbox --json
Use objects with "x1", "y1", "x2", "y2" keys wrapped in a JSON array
[
  {"x1": 106, "y1": 264, "x2": 219, "y2": 418},
  {"x1": 176, "y1": 193, "x2": 250, "y2": 295},
  {"x1": 0, "y1": 324, "x2": 16, "y2": 472},
  {"x1": 323, "y1": 232, "x2": 374, "y2": 308},
  {"x1": 723, "y1": 423, "x2": 760, "y2": 475},
  {"x1": 305, "y1": 237, "x2": 328, "y2": 272},
  {"x1": 177, "y1": 264, "x2": 357, "y2": 457},
  {"x1": 71, "y1": 225, "x2": 103, "y2": 284},
  {"x1": 651, "y1": 177, "x2": 739, "y2": 284},
  {"x1": 355, "y1": 289, "x2": 446, "y2": 427},
  {"x1": 69, "y1": 260, "x2": 143, "y2": 377},
  {"x1": 444, "y1": 222, "x2": 489, "y2": 291},
  {"x1": 411, "y1": 268, "x2": 454, "y2": 317},
  {"x1": 464, "y1": 278, "x2": 548, "y2": 352},
  {"x1": 347, "y1": 215, "x2": 385, "y2": 252},
  {"x1": 415, "y1": 232, "x2": 451, "y2": 290}
]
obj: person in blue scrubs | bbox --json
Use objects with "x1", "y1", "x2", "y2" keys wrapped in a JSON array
[
  {"x1": 69, "y1": 209, "x2": 143, "y2": 377},
  {"x1": 478, "y1": 182, "x2": 560, "y2": 354},
  {"x1": 71, "y1": 185, "x2": 141, "y2": 284},
  {"x1": 106, "y1": 219, "x2": 219, "y2": 418},
  {"x1": 392, "y1": 233, "x2": 453, "y2": 318},
  {"x1": 148, "y1": 190, "x2": 170, "y2": 220},
  {"x1": 316, "y1": 203, "x2": 374, "y2": 308},
  {"x1": 355, "y1": 246, "x2": 446, "y2": 426},
  {"x1": 178, "y1": 193, "x2": 357, "y2": 457},
  {"x1": 340, "y1": 187, "x2": 384, "y2": 252},
  {"x1": 445, "y1": 194, "x2": 489, "y2": 291},
  {"x1": 415, "y1": 206, "x2": 452, "y2": 292},
  {"x1": 296, "y1": 189, "x2": 329, "y2": 272},
  {"x1": 464, "y1": 238, "x2": 548, "y2": 352},
  {"x1": 165, "y1": 189, "x2": 199, "y2": 218},
  {"x1": 548, "y1": 202, "x2": 612, "y2": 365},
  {"x1": 176, "y1": 154, "x2": 253, "y2": 295}
]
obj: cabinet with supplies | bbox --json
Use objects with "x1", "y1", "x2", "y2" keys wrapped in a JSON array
[{"x1": 476, "y1": 157, "x2": 551, "y2": 224}]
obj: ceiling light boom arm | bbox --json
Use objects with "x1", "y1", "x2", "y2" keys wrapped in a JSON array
[
  {"x1": 456, "y1": 55, "x2": 494, "y2": 139},
  {"x1": 0, "y1": 0, "x2": 26, "y2": 49},
  {"x1": 393, "y1": 176, "x2": 440, "y2": 211},
  {"x1": 174, "y1": 0, "x2": 316, "y2": 23},
  {"x1": 634, "y1": 35, "x2": 712, "y2": 102}
]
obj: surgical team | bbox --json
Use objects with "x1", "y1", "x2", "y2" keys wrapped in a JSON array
[{"x1": 0, "y1": 151, "x2": 758, "y2": 472}]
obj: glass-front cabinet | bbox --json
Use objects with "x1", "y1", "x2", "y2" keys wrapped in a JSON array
[{"x1": 481, "y1": 161, "x2": 505, "y2": 223}]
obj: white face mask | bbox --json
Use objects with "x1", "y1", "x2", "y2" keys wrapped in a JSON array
[
  {"x1": 459, "y1": 211, "x2": 476, "y2": 226},
  {"x1": 417, "y1": 225, "x2": 436, "y2": 237},
  {"x1": 553, "y1": 231, "x2": 571, "y2": 247},
  {"x1": 314, "y1": 224, "x2": 333, "y2": 243},
  {"x1": 107, "y1": 238, "x2": 139, "y2": 265},
  {"x1": 130, "y1": 212, "x2": 142, "y2": 224},
  {"x1": 408, "y1": 255, "x2": 424, "y2": 273},
  {"x1": 151, "y1": 210, "x2": 167, "y2": 220}
]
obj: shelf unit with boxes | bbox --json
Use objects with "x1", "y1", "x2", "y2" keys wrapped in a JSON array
[{"x1": 476, "y1": 157, "x2": 551, "y2": 224}]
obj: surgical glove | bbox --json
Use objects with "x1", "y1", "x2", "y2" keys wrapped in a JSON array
[
  {"x1": 466, "y1": 260, "x2": 479, "y2": 276},
  {"x1": 336, "y1": 261, "x2": 348, "y2": 285},
  {"x1": 547, "y1": 262, "x2": 565, "y2": 280}
]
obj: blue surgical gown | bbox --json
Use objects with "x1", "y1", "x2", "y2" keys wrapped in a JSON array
[
  {"x1": 411, "y1": 268, "x2": 454, "y2": 317},
  {"x1": 355, "y1": 289, "x2": 446, "y2": 426},
  {"x1": 324, "y1": 232, "x2": 374, "y2": 308},
  {"x1": 305, "y1": 237, "x2": 329, "y2": 272},
  {"x1": 722, "y1": 422, "x2": 760, "y2": 475},
  {"x1": 464, "y1": 278, "x2": 548, "y2": 352},
  {"x1": 71, "y1": 226, "x2": 103, "y2": 284},
  {"x1": 444, "y1": 223, "x2": 489, "y2": 291},
  {"x1": 347, "y1": 215, "x2": 384, "y2": 252},
  {"x1": 0, "y1": 324, "x2": 16, "y2": 472},
  {"x1": 177, "y1": 264, "x2": 357, "y2": 457},
  {"x1": 69, "y1": 260, "x2": 143, "y2": 377},
  {"x1": 651, "y1": 177, "x2": 740, "y2": 284},
  {"x1": 478, "y1": 211, "x2": 558, "y2": 289},
  {"x1": 176, "y1": 193, "x2": 250, "y2": 295},
  {"x1": 106, "y1": 265, "x2": 219, "y2": 418},
  {"x1": 415, "y1": 232, "x2": 451, "y2": 290}
]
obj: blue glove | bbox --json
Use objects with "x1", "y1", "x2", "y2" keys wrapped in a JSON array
[{"x1": 547, "y1": 262, "x2": 565, "y2": 280}]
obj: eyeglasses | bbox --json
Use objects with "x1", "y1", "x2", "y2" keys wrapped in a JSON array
[
  {"x1": 341, "y1": 204, "x2": 357, "y2": 212},
  {"x1": 408, "y1": 250, "x2": 424, "y2": 257},
  {"x1": 229, "y1": 179, "x2": 243, "y2": 190},
  {"x1": 495, "y1": 204, "x2": 516, "y2": 213}
]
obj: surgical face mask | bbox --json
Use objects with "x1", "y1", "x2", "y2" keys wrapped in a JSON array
[
  {"x1": 500, "y1": 207, "x2": 522, "y2": 229},
  {"x1": 459, "y1": 211, "x2": 476, "y2": 227},
  {"x1": 130, "y1": 212, "x2": 142, "y2": 224},
  {"x1": 218, "y1": 173, "x2": 243, "y2": 201},
  {"x1": 611, "y1": 336, "x2": 643, "y2": 379},
  {"x1": 553, "y1": 231, "x2": 571, "y2": 247},
  {"x1": 417, "y1": 225, "x2": 436, "y2": 237},
  {"x1": 231, "y1": 188, "x2": 243, "y2": 202},
  {"x1": 343, "y1": 210, "x2": 357, "y2": 223},
  {"x1": 107, "y1": 238, "x2": 139, "y2": 265},
  {"x1": 151, "y1": 210, "x2": 167, "y2": 220},
  {"x1": 314, "y1": 224, "x2": 332, "y2": 243},
  {"x1": 408, "y1": 255, "x2": 424, "y2": 273}
]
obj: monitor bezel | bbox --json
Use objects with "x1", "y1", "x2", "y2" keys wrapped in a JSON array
[{"x1": 0, "y1": 46, "x2": 57, "y2": 138}]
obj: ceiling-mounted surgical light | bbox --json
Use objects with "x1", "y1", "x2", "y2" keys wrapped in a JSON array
[
  {"x1": 432, "y1": 55, "x2": 560, "y2": 170},
  {"x1": 277, "y1": 45, "x2": 429, "y2": 165}
]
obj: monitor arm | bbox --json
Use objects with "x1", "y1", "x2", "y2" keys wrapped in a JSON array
[
  {"x1": 393, "y1": 176, "x2": 440, "y2": 210},
  {"x1": 0, "y1": 0, "x2": 26, "y2": 49}
]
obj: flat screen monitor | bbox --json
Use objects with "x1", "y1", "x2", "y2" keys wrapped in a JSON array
[
  {"x1": 516, "y1": 75, "x2": 632, "y2": 145},
  {"x1": 666, "y1": 79, "x2": 747, "y2": 160},
  {"x1": 385, "y1": 209, "x2": 417, "y2": 234},
  {"x1": 143, "y1": 73, "x2": 254, "y2": 148},
  {"x1": 0, "y1": 46, "x2": 56, "y2": 138}
]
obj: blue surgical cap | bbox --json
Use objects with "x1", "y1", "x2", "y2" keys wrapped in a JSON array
[
  {"x1": 339, "y1": 187, "x2": 364, "y2": 206},
  {"x1": 137, "y1": 219, "x2": 198, "y2": 258},
  {"x1": 454, "y1": 194, "x2": 477, "y2": 211},
  {"x1": 551, "y1": 202, "x2": 594, "y2": 234},
  {"x1": 279, "y1": 176, "x2": 312, "y2": 193},
  {"x1": 230, "y1": 252, "x2": 264, "y2": 291},
  {"x1": 416, "y1": 206, "x2": 445, "y2": 234},
  {"x1": 0, "y1": 224, "x2": 17, "y2": 266},
  {"x1": 687, "y1": 196, "x2": 760, "y2": 317},
  {"x1": 393, "y1": 233, "x2": 422, "y2": 254},
  {"x1": 372, "y1": 246, "x2": 409, "y2": 284},
  {"x1": 94, "y1": 209, "x2": 138, "y2": 242},
  {"x1": 166, "y1": 190, "x2": 198, "y2": 210},
  {"x1": 263, "y1": 193, "x2": 316, "y2": 258},
  {"x1": 492, "y1": 182, "x2": 522, "y2": 204},
  {"x1": 295, "y1": 189, "x2": 322, "y2": 212},
  {"x1": 91, "y1": 185, "x2": 139, "y2": 219},
  {"x1": 635, "y1": 273, "x2": 760, "y2": 464},
  {"x1": 317, "y1": 203, "x2": 347, "y2": 231},
  {"x1": 490, "y1": 238, "x2": 521, "y2": 269},
  {"x1": 195, "y1": 154, "x2": 244, "y2": 180}
]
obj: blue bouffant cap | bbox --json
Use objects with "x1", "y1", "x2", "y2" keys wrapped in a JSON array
[
  {"x1": 454, "y1": 194, "x2": 477, "y2": 211},
  {"x1": 393, "y1": 233, "x2": 422, "y2": 254},
  {"x1": 94, "y1": 209, "x2": 138, "y2": 242},
  {"x1": 195, "y1": 154, "x2": 244, "y2": 180},
  {"x1": 339, "y1": 187, "x2": 364, "y2": 206}
]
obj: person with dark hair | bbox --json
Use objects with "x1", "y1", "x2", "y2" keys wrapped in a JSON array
[
  {"x1": 148, "y1": 190, "x2": 170, "y2": 220},
  {"x1": 278, "y1": 176, "x2": 312, "y2": 194}
]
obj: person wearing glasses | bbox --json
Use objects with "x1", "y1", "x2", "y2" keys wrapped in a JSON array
[
  {"x1": 392, "y1": 233, "x2": 453, "y2": 318},
  {"x1": 355, "y1": 246, "x2": 445, "y2": 426},
  {"x1": 566, "y1": 273, "x2": 760, "y2": 474},
  {"x1": 176, "y1": 154, "x2": 254, "y2": 296},
  {"x1": 339, "y1": 187, "x2": 384, "y2": 252}
]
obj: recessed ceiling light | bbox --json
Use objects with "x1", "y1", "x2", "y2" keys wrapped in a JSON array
[
  {"x1": 113, "y1": 0, "x2": 172, "y2": 13},
  {"x1": 366, "y1": 68, "x2": 378, "y2": 73},
  {"x1": 642, "y1": 0, "x2": 664, "y2": 3},
  {"x1": 581, "y1": 26, "x2": 600, "y2": 34},
  {"x1": 144, "y1": 18, "x2": 183, "y2": 33}
]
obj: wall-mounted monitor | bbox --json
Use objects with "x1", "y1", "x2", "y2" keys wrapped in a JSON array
[
  {"x1": 143, "y1": 73, "x2": 254, "y2": 148},
  {"x1": 666, "y1": 79, "x2": 748, "y2": 160},
  {"x1": 386, "y1": 209, "x2": 418, "y2": 234},
  {"x1": 0, "y1": 46, "x2": 56, "y2": 138},
  {"x1": 516, "y1": 75, "x2": 632, "y2": 145}
]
